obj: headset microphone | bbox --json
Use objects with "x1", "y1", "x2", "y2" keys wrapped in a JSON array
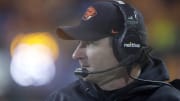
[
  {"x1": 74, "y1": 55, "x2": 136, "y2": 78},
  {"x1": 74, "y1": 65, "x2": 122, "y2": 78},
  {"x1": 74, "y1": 68, "x2": 89, "y2": 77}
]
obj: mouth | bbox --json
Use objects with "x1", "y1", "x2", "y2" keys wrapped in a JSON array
[
  {"x1": 79, "y1": 61, "x2": 89, "y2": 68},
  {"x1": 79, "y1": 63, "x2": 90, "y2": 68},
  {"x1": 81, "y1": 65, "x2": 90, "y2": 68}
]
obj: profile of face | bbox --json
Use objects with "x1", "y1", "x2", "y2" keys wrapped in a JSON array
[{"x1": 72, "y1": 37, "x2": 119, "y2": 73}]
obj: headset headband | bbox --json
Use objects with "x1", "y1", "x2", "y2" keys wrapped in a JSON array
[{"x1": 112, "y1": 0, "x2": 139, "y2": 40}]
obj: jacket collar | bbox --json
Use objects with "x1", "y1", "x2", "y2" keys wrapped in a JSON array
[{"x1": 140, "y1": 56, "x2": 169, "y2": 81}]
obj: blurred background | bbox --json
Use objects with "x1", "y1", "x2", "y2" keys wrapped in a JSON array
[{"x1": 0, "y1": 0, "x2": 180, "y2": 100}]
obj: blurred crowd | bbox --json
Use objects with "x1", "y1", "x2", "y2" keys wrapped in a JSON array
[{"x1": 0, "y1": 0, "x2": 180, "y2": 101}]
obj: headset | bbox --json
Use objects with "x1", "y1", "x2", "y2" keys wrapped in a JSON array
[{"x1": 111, "y1": 0, "x2": 147, "y2": 66}]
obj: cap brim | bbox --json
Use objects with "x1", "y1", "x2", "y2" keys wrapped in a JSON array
[{"x1": 56, "y1": 25, "x2": 108, "y2": 41}]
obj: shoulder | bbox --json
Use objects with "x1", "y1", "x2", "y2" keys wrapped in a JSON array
[
  {"x1": 45, "y1": 80, "x2": 82, "y2": 101},
  {"x1": 148, "y1": 85, "x2": 180, "y2": 101}
]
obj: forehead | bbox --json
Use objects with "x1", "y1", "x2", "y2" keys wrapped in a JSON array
[{"x1": 81, "y1": 37, "x2": 112, "y2": 45}]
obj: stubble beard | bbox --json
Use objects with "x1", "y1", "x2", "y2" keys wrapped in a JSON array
[{"x1": 83, "y1": 66, "x2": 128, "y2": 86}]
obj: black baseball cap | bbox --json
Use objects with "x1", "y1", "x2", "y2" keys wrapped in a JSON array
[{"x1": 56, "y1": 1, "x2": 125, "y2": 41}]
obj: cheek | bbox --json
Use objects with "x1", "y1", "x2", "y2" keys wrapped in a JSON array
[{"x1": 87, "y1": 47, "x2": 119, "y2": 70}]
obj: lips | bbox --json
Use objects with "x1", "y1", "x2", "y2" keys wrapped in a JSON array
[
  {"x1": 81, "y1": 65, "x2": 90, "y2": 68},
  {"x1": 79, "y1": 60, "x2": 89, "y2": 68}
]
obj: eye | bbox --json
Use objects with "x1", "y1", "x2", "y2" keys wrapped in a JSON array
[
  {"x1": 86, "y1": 41, "x2": 97, "y2": 46},
  {"x1": 79, "y1": 41, "x2": 94, "y2": 48},
  {"x1": 77, "y1": 41, "x2": 87, "y2": 48},
  {"x1": 86, "y1": 41, "x2": 92, "y2": 45}
]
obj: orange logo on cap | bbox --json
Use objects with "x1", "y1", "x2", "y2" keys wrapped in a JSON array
[{"x1": 82, "y1": 6, "x2": 97, "y2": 21}]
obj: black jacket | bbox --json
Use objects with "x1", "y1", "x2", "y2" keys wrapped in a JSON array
[
  {"x1": 170, "y1": 79, "x2": 180, "y2": 90},
  {"x1": 46, "y1": 57, "x2": 180, "y2": 101}
]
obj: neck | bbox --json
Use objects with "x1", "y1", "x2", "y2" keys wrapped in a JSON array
[{"x1": 99, "y1": 65, "x2": 141, "y2": 91}]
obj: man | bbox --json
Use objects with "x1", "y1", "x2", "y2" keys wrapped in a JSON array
[{"x1": 46, "y1": 0, "x2": 180, "y2": 101}]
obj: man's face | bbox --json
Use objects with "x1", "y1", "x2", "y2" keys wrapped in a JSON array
[{"x1": 72, "y1": 37, "x2": 119, "y2": 73}]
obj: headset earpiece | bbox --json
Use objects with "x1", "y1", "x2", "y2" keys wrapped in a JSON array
[{"x1": 121, "y1": 32, "x2": 142, "y2": 54}]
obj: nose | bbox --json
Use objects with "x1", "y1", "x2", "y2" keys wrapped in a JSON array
[{"x1": 72, "y1": 44, "x2": 86, "y2": 60}]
